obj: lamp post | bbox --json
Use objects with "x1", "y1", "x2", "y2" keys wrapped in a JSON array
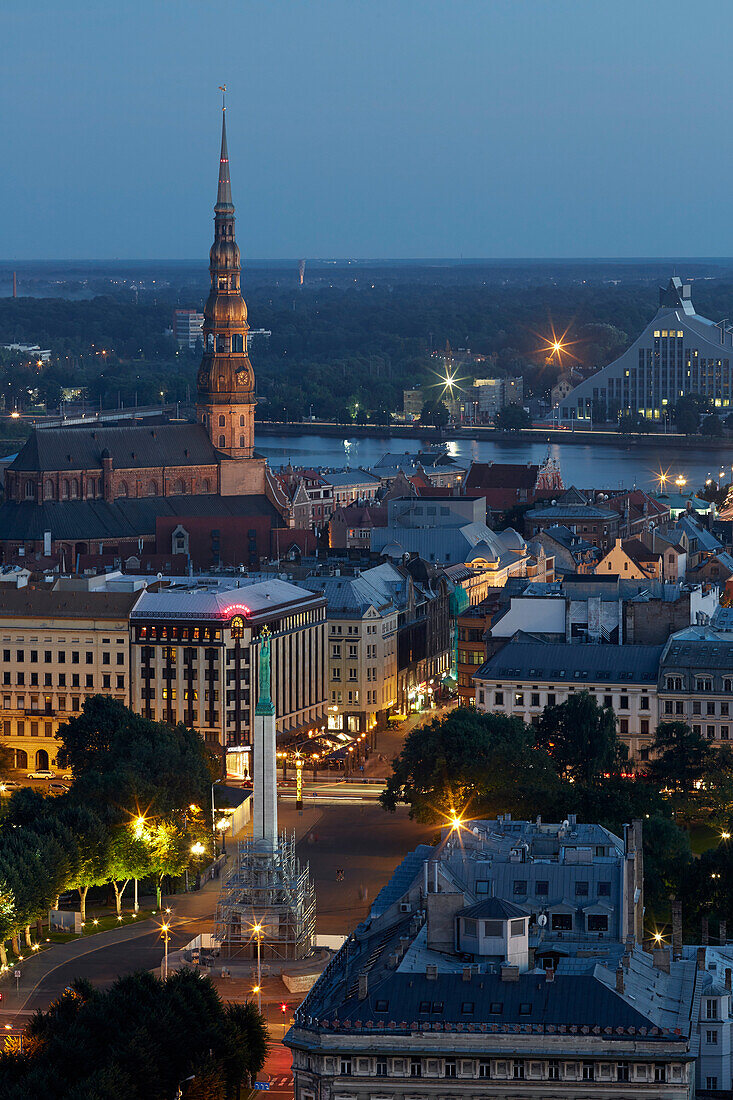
[
  {"x1": 161, "y1": 921, "x2": 171, "y2": 981},
  {"x1": 211, "y1": 778, "x2": 224, "y2": 855},
  {"x1": 216, "y1": 817, "x2": 230, "y2": 854},
  {"x1": 252, "y1": 921, "x2": 263, "y2": 1013},
  {"x1": 132, "y1": 814, "x2": 146, "y2": 913}
]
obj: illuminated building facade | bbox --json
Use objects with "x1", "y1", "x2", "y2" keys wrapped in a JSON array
[
  {"x1": 129, "y1": 577, "x2": 327, "y2": 771},
  {"x1": 559, "y1": 277, "x2": 733, "y2": 422}
]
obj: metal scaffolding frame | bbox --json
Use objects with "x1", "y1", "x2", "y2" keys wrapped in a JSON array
[{"x1": 214, "y1": 831, "x2": 316, "y2": 960}]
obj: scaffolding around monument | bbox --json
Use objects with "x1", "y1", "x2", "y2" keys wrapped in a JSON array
[{"x1": 214, "y1": 830, "x2": 316, "y2": 960}]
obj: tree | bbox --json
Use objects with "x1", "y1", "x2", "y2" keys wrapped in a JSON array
[
  {"x1": 645, "y1": 721, "x2": 714, "y2": 820},
  {"x1": 534, "y1": 691, "x2": 626, "y2": 785},
  {"x1": 106, "y1": 825, "x2": 152, "y2": 916},
  {"x1": 701, "y1": 413, "x2": 723, "y2": 438},
  {"x1": 617, "y1": 410, "x2": 648, "y2": 433},
  {"x1": 641, "y1": 815, "x2": 693, "y2": 917},
  {"x1": 380, "y1": 707, "x2": 563, "y2": 823},
  {"x1": 0, "y1": 968, "x2": 268, "y2": 1100},
  {"x1": 494, "y1": 404, "x2": 531, "y2": 430},
  {"x1": 420, "y1": 399, "x2": 449, "y2": 428},
  {"x1": 0, "y1": 741, "x2": 13, "y2": 777},
  {"x1": 673, "y1": 393, "x2": 709, "y2": 435}
]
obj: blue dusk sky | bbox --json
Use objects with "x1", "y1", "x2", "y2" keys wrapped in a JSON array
[{"x1": 4, "y1": 0, "x2": 733, "y2": 260}]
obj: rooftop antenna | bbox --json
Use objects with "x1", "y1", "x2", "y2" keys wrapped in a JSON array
[{"x1": 219, "y1": 83, "x2": 226, "y2": 110}]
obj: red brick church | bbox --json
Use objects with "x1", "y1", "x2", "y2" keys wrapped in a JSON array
[{"x1": 0, "y1": 106, "x2": 293, "y2": 569}]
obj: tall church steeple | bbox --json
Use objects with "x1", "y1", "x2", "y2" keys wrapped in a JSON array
[{"x1": 196, "y1": 94, "x2": 255, "y2": 458}]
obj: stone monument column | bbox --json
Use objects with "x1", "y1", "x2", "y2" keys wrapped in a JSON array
[{"x1": 253, "y1": 627, "x2": 277, "y2": 853}]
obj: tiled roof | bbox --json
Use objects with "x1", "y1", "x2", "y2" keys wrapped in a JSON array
[
  {"x1": 465, "y1": 462, "x2": 539, "y2": 491},
  {"x1": 8, "y1": 423, "x2": 218, "y2": 473}
]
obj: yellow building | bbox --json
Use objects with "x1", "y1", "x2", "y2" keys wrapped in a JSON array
[{"x1": 0, "y1": 588, "x2": 138, "y2": 774}]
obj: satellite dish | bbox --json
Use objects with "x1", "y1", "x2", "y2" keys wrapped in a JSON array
[
  {"x1": 157, "y1": 572, "x2": 163, "y2": 580},
  {"x1": 538, "y1": 914, "x2": 548, "y2": 927}
]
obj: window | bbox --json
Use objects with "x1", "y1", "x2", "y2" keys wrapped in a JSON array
[
  {"x1": 513, "y1": 879, "x2": 527, "y2": 895},
  {"x1": 598, "y1": 881, "x2": 611, "y2": 896},
  {"x1": 514, "y1": 692, "x2": 524, "y2": 706},
  {"x1": 511, "y1": 918, "x2": 525, "y2": 936},
  {"x1": 654, "y1": 1066, "x2": 666, "y2": 1083},
  {"x1": 375, "y1": 999, "x2": 389, "y2": 1012},
  {"x1": 619, "y1": 695, "x2": 629, "y2": 710},
  {"x1": 518, "y1": 1001, "x2": 532, "y2": 1014},
  {"x1": 698, "y1": 677, "x2": 713, "y2": 692},
  {"x1": 513, "y1": 1061, "x2": 525, "y2": 1080},
  {"x1": 707, "y1": 725, "x2": 716, "y2": 740},
  {"x1": 489, "y1": 1001, "x2": 503, "y2": 1014},
  {"x1": 479, "y1": 1059, "x2": 491, "y2": 1078},
  {"x1": 588, "y1": 914, "x2": 608, "y2": 932},
  {"x1": 547, "y1": 692, "x2": 555, "y2": 706},
  {"x1": 548, "y1": 1060, "x2": 559, "y2": 1080},
  {"x1": 494, "y1": 691, "x2": 504, "y2": 705},
  {"x1": 693, "y1": 700, "x2": 702, "y2": 715},
  {"x1": 461, "y1": 1001, "x2": 474, "y2": 1014},
  {"x1": 551, "y1": 912, "x2": 572, "y2": 931},
  {"x1": 376, "y1": 1059, "x2": 387, "y2": 1076},
  {"x1": 536, "y1": 880, "x2": 549, "y2": 895},
  {"x1": 619, "y1": 718, "x2": 628, "y2": 734},
  {"x1": 640, "y1": 719, "x2": 649, "y2": 735},
  {"x1": 444, "y1": 1058, "x2": 457, "y2": 1078},
  {"x1": 531, "y1": 692, "x2": 540, "y2": 707},
  {"x1": 410, "y1": 1059, "x2": 422, "y2": 1078},
  {"x1": 707, "y1": 1077, "x2": 718, "y2": 1091},
  {"x1": 706, "y1": 1029, "x2": 718, "y2": 1044},
  {"x1": 707, "y1": 701, "x2": 716, "y2": 716},
  {"x1": 640, "y1": 695, "x2": 649, "y2": 710},
  {"x1": 340, "y1": 1057, "x2": 352, "y2": 1075},
  {"x1": 575, "y1": 881, "x2": 589, "y2": 897},
  {"x1": 706, "y1": 998, "x2": 719, "y2": 1019},
  {"x1": 603, "y1": 694, "x2": 613, "y2": 708},
  {"x1": 582, "y1": 1063, "x2": 595, "y2": 1081}
]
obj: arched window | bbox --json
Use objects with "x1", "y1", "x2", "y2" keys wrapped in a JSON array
[
  {"x1": 216, "y1": 334, "x2": 227, "y2": 352},
  {"x1": 173, "y1": 479, "x2": 185, "y2": 494},
  {"x1": 239, "y1": 414, "x2": 245, "y2": 426},
  {"x1": 14, "y1": 748, "x2": 27, "y2": 770},
  {"x1": 218, "y1": 415, "x2": 226, "y2": 427},
  {"x1": 147, "y1": 480, "x2": 157, "y2": 496},
  {"x1": 61, "y1": 479, "x2": 70, "y2": 500},
  {"x1": 201, "y1": 412, "x2": 207, "y2": 426},
  {"x1": 232, "y1": 334, "x2": 243, "y2": 353},
  {"x1": 218, "y1": 434, "x2": 226, "y2": 448},
  {"x1": 43, "y1": 480, "x2": 54, "y2": 500},
  {"x1": 24, "y1": 481, "x2": 35, "y2": 500},
  {"x1": 239, "y1": 436, "x2": 245, "y2": 448},
  {"x1": 206, "y1": 333, "x2": 214, "y2": 350},
  {"x1": 70, "y1": 478, "x2": 79, "y2": 499},
  {"x1": 202, "y1": 479, "x2": 211, "y2": 493},
  {"x1": 118, "y1": 481, "x2": 128, "y2": 498},
  {"x1": 35, "y1": 748, "x2": 49, "y2": 771}
]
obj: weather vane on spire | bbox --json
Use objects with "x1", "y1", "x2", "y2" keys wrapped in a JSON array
[{"x1": 219, "y1": 84, "x2": 227, "y2": 110}]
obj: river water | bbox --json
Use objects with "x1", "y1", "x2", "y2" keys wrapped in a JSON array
[{"x1": 257, "y1": 431, "x2": 729, "y2": 494}]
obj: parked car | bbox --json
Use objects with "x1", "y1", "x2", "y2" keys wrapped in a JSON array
[
  {"x1": 48, "y1": 782, "x2": 69, "y2": 794},
  {"x1": 0, "y1": 779, "x2": 21, "y2": 794},
  {"x1": 60, "y1": 773, "x2": 74, "y2": 782},
  {"x1": 26, "y1": 770, "x2": 56, "y2": 780}
]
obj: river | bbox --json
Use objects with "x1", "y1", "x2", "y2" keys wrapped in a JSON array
[{"x1": 257, "y1": 431, "x2": 731, "y2": 494}]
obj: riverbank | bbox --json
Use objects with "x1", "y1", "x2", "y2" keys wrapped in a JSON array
[{"x1": 257, "y1": 420, "x2": 728, "y2": 451}]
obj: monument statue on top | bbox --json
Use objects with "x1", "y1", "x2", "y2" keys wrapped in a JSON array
[{"x1": 256, "y1": 626, "x2": 275, "y2": 716}]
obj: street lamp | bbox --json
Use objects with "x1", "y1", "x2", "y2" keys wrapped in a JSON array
[
  {"x1": 191, "y1": 841, "x2": 205, "y2": 857},
  {"x1": 161, "y1": 921, "x2": 171, "y2": 981},
  {"x1": 132, "y1": 814, "x2": 147, "y2": 913},
  {"x1": 216, "y1": 817, "x2": 230, "y2": 854},
  {"x1": 251, "y1": 921, "x2": 263, "y2": 1012}
]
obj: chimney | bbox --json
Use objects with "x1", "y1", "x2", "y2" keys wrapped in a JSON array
[
  {"x1": 702, "y1": 916, "x2": 709, "y2": 946},
  {"x1": 697, "y1": 947, "x2": 707, "y2": 970},
  {"x1": 462, "y1": 966, "x2": 472, "y2": 982},
  {"x1": 671, "y1": 900, "x2": 683, "y2": 960},
  {"x1": 726, "y1": 968, "x2": 732, "y2": 991},
  {"x1": 358, "y1": 972, "x2": 368, "y2": 1000},
  {"x1": 653, "y1": 947, "x2": 670, "y2": 974},
  {"x1": 622, "y1": 952, "x2": 631, "y2": 970},
  {"x1": 426, "y1": 964, "x2": 438, "y2": 981},
  {"x1": 500, "y1": 964, "x2": 520, "y2": 982},
  {"x1": 616, "y1": 967, "x2": 624, "y2": 993},
  {"x1": 545, "y1": 967, "x2": 555, "y2": 983}
]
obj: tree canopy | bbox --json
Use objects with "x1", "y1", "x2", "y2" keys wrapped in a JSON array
[{"x1": 0, "y1": 969, "x2": 268, "y2": 1100}]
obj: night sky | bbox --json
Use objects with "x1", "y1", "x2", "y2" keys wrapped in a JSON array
[{"x1": 4, "y1": 0, "x2": 733, "y2": 260}]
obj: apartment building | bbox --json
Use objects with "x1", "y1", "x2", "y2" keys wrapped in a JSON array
[
  {"x1": 474, "y1": 640, "x2": 663, "y2": 760},
  {"x1": 658, "y1": 629, "x2": 733, "y2": 744},
  {"x1": 129, "y1": 577, "x2": 327, "y2": 773},
  {"x1": 0, "y1": 587, "x2": 139, "y2": 773},
  {"x1": 302, "y1": 565, "x2": 400, "y2": 737},
  {"x1": 286, "y1": 818, "x2": 699, "y2": 1100}
]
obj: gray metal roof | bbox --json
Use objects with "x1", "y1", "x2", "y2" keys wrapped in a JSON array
[
  {"x1": 8, "y1": 423, "x2": 218, "y2": 473},
  {"x1": 0, "y1": 494, "x2": 284, "y2": 542},
  {"x1": 130, "y1": 577, "x2": 322, "y2": 621},
  {"x1": 475, "y1": 640, "x2": 664, "y2": 683},
  {"x1": 320, "y1": 469, "x2": 381, "y2": 487}
]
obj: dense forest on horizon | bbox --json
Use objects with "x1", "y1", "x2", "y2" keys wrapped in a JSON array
[{"x1": 2, "y1": 261, "x2": 733, "y2": 421}]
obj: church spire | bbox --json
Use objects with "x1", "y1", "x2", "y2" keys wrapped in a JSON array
[
  {"x1": 216, "y1": 86, "x2": 233, "y2": 212},
  {"x1": 196, "y1": 94, "x2": 256, "y2": 460}
]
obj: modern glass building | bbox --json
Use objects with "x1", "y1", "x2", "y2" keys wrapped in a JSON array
[{"x1": 559, "y1": 277, "x2": 733, "y2": 423}]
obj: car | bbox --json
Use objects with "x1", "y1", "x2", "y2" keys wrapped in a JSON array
[
  {"x1": 0, "y1": 779, "x2": 21, "y2": 794},
  {"x1": 60, "y1": 773, "x2": 74, "y2": 782},
  {"x1": 48, "y1": 782, "x2": 69, "y2": 794},
  {"x1": 26, "y1": 770, "x2": 56, "y2": 780}
]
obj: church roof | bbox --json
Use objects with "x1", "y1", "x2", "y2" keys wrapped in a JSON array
[
  {"x1": 0, "y1": 494, "x2": 284, "y2": 542},
  {"x1": 8, "y1": 423, "x2": 219, "y2": 473}
]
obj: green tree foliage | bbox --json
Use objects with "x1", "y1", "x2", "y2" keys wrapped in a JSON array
[
  {"x1": 645, "y1": 721, "x2": 713, "y2": 820},
  {"x1": 534, "y1": 691, "x2": 627, "y2": 785},
  {"x1": 419, "y1": 399, "x2": 449, "y2": 428},
  {"x1": 617, "y1": 410, "x2": 650, "y2": 433},
  {"x1": 380, "y1": 708, "x2": 563, "y2": 823},
  {"x1": 641, "y1": 815, "x2": 693, "y2": 915},
  {"x1": 673, "y1": 393, "x2": 709, "y2": 435},
  {"x1": 494, "y1": 404, "x2": 531, "y2": 430},
  {"x1": 0, "y1": 741, "x2": 13, "y2": 777},
  {"x1": 56, "y1": 695, "x2": 215, "y2": 819},
  {"x1": 701, "y1": 413, "x2": 723, "y2": 437},
  {"x1": 0, "y1": 969, "x2": 268, "y2": 1100}
]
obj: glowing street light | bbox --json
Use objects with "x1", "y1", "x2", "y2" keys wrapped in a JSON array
[
  {"x1": 160, "y1": 922, "x2": 171, "y2": 980},
  {"x1": 251, "y1": 920, "x2": 264, "y2": 1012},
  {"x1": 191, "y1": 841, "x2": 205, "y2": 857}
]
